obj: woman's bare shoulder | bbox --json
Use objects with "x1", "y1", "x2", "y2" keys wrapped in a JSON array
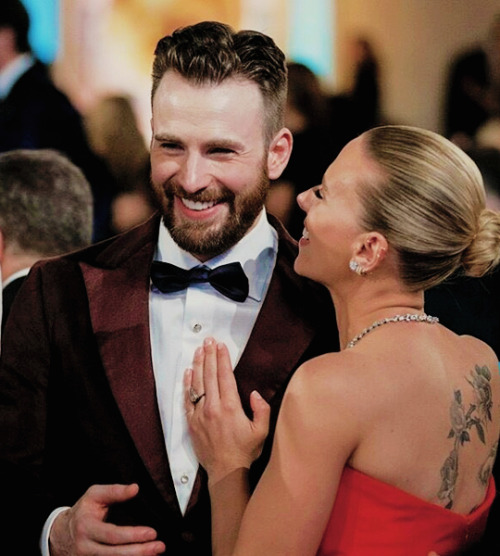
[{"x1": 285, "y1": 350, "x2": 378, "y2": 422}]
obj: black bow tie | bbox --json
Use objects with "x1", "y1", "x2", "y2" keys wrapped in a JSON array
[{"x1": 151, "y1": 261, "x2": 249, "y2": 302}]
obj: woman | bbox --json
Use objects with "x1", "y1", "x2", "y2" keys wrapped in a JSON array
[{"x1": 185, "y1": 125, "x2": 500, "y2": 555}]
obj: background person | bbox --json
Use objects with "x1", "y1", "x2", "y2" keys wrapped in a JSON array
[
  {"x1": 0, "y1": 0, "x2": 115, "y2": 241},
  {"x1": 0, "y1": 148, "x2": 93, "y2": 331}
]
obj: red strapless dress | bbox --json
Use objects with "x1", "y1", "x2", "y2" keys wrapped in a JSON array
[{"x1": 317, "y1": 466, "x2": 495, "y2": 555}]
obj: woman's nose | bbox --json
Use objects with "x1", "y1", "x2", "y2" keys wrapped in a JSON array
[{"x1": 297, "y1": 187, "x2": 313, "y2": 212}]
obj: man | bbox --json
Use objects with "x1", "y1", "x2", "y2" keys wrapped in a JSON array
[
  {"x1": 0, "y1": 0, "x2": 114, "y2": 241},
  {"x1": 0, "y1": 149, "x2": 93, "y2": 332},
  {"x1": 0, "y1": 22, "x2": 337, "y2": 554}
]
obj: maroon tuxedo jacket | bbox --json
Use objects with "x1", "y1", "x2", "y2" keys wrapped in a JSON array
[{"x1": 0, "y1": 214, "x2": 337, "y2": 555}]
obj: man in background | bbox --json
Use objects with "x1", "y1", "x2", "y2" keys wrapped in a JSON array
[
  {"x1": 0, "y1": 149, "x2": 93, "y2": 331},
  {"x1": 0, "y1": 0, "x2": 114, "y2": 241}
]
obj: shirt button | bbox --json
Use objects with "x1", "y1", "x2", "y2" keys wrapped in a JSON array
[
  {"x1": 192, "y1": 323, "x2": 202, "y2": 333},
  {"x1": 180, "y1": 474, "x2": 189, "y2": 484}
]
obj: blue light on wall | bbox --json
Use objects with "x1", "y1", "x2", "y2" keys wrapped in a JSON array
[
  {"x1": 21, "y1": 0, "x2": 59, "y2": 64},
  {"x1": 288, "y1": 0, "x2": 334, "y2": 80}
]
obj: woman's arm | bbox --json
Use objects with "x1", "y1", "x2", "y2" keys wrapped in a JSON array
[
  {"x1": 231, "y1": 358, "x2": 360, "y2": 555},
  {"x1": 186, "y1": 341, "x2": 361, "y2": 555}
]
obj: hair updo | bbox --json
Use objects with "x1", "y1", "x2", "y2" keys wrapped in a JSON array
[{"x1": 361, "y1": 125, "x2": 500, "y2": 290}]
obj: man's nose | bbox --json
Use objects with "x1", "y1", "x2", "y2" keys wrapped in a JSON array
[{"x1": 176, "y1": 153, "x2": 211, "y2": 193}]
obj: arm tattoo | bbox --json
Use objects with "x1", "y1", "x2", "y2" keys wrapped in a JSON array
[{"x1": 437, "y1": 365, "x2": 494, "y2": 509}]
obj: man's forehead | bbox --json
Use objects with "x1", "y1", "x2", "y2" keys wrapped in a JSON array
[{"x1": 153, "y1": 71, "x2": 263, "y2": 106}]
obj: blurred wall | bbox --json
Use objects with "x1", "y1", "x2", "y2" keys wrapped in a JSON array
[
  {"x1": 335, "y1": 0, "x2": 500, "y2": 132},
  {"x1": 52, "y1": 0, "x2": 500, "y2": 138}
]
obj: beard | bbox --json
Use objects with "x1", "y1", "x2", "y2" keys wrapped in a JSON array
[{"x1": 155, "y1": 164, "x2": 270, "y2": 259}]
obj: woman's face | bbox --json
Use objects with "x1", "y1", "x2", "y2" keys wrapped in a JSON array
[{"x1": 294, "y1": 136, "x2": 381, "y2": 287}]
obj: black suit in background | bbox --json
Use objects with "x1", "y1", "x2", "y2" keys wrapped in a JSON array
[
  {"x1": 0, "y1": 60, "x2": 114, "y2": 241},
  {"x1": 1, "y1": 275, "x2": 26, "y2": 332}
]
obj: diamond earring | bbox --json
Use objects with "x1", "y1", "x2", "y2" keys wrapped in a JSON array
[{"x1": 349, "y1": 259, "x2": 366, "y2": 276}]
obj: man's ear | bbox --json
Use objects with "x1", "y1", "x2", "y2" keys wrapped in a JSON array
[
  {"x1": 352, "y1": 232, "x2": 388, "y2": 274},
  {"x1": 267, "y1": 128, "x2": 293, "y2": 180}
]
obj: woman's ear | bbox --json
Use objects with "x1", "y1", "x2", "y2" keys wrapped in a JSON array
[
  {"x1": 351, "y1": 232, "x2": 388, "y2": 274},
  {"x1": 267, "y1": 128, "x2": 293, "y2": 180}
]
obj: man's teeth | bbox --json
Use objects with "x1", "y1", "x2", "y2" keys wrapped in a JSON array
[
  {"x1": 302, "y1": 228, "x2": 310, "y2": 239},
  {"x1": 182, "y1": 198, "x2": 216, "y2": 211}
]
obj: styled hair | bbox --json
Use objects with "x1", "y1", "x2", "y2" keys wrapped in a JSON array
[
  {"x1": 0, "y1": 149, "x2": 93, "y2": 256},
  {"x1": 0, "y1": 0, "x2": 31, "y2": 53},
  {"x1": 361, "y1": 125, "x2": 500, "y2": 290},
  {"x1": 151, "y1": 21, "x2": 288, "y2": 143}
]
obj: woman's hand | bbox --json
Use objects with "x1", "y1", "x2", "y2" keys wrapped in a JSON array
[{"x1": 185, "y1": 338, "x2": 270, "y2": 485}]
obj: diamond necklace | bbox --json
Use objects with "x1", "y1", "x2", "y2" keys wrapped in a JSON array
[{"x1": 346, "y1": 313, "x2": 439, "y2": 349}]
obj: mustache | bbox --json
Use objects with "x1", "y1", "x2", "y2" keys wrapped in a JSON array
[{"x1": 163, "y1": 181, "x2": 234, "y2": 204}]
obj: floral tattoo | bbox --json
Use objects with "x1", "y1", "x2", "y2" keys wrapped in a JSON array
[{"x1": 437, "y1": 364, "x2": 494, "y2": 509}]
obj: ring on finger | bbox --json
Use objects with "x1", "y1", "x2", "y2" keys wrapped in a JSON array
[{"x1": 189, "y1": 387, "x2": 206, "y2": 405}]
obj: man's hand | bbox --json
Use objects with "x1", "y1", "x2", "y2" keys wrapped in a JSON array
[{"x1": 50, "y1": 483, "x2": 165, "y2": 555}]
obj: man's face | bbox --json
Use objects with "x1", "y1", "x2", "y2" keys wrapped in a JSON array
[{"x1": 150, "y1": 71, "x2": 272, "y2": 261}]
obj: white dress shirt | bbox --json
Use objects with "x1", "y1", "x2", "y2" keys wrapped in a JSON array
[
  {"x1": 150, "y1": 209, "x2": 277, "y2": 513},
  {"x1": 0, "y1": 53, "x2": 34, "y2": 100}
]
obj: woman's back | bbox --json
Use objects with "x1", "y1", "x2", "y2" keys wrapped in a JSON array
[
  {"x1": 330, "y1": 324, "x2": 499, "y2": 513},
  {"x1": 313, "y1": 323, "x2": 499, "y2": 554}
]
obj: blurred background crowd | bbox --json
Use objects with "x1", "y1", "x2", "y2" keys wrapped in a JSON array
[{"x1": 2, "y1": 0, "x2": 500, "y2": 242}]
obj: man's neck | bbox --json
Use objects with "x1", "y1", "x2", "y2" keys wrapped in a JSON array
[
  {"x1": 1, "y1": 253, "x2": 39, "y2": 285},
  {"x1": 0, "y1": 49, "x2": 21, "y2": 72}
]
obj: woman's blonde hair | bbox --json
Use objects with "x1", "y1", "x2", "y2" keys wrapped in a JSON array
[{"x1": 361, "y1": 125, "x2": 500, "y2": 290}]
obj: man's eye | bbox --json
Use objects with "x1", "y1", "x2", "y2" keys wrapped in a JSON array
[
  {"x1": 314, "y1": 187, "x2": 323, "y2": 199},
  {"x1": 210, "y1": 147, "x2": 235, "y2": 154},
  {"x1": 161, "y1": 142, "x2": 181, "y2": 150}
]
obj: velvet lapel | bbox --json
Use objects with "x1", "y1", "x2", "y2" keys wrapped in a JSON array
[{"x1": 80, "y1": 217, "x2": 177, "y2": 507}]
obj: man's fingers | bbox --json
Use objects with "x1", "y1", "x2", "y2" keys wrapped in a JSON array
[
  {"x1": 89, "y1": 519, "x2": 161, "y2": 548},
  {"x1": 51, "y1": 484, "x2": 165, "y2": 556},
  {"x1": 86, "y1": 483, "x2": 140, "y2": 508}
]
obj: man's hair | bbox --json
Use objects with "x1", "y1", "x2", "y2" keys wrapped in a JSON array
[
  {"x1": 151, "y1": 21, "x2": 288, "y2": 142},
  {"x1": 0, "y1": 0, "x2": 31, "y2": 54},
  {"x1": 0, "y1": 149, "x2": 93, "y2": 256}
]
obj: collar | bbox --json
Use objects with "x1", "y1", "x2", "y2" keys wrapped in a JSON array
[
  {"x1": 155, "y1": 209, "x2": 278, "y2": 302},
  {"x1": 2, "y1": 267, "x2": 31, "y2": 289},
  {"x1": 0, "y1": 53, "x2": 34, "y2": 100}
]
